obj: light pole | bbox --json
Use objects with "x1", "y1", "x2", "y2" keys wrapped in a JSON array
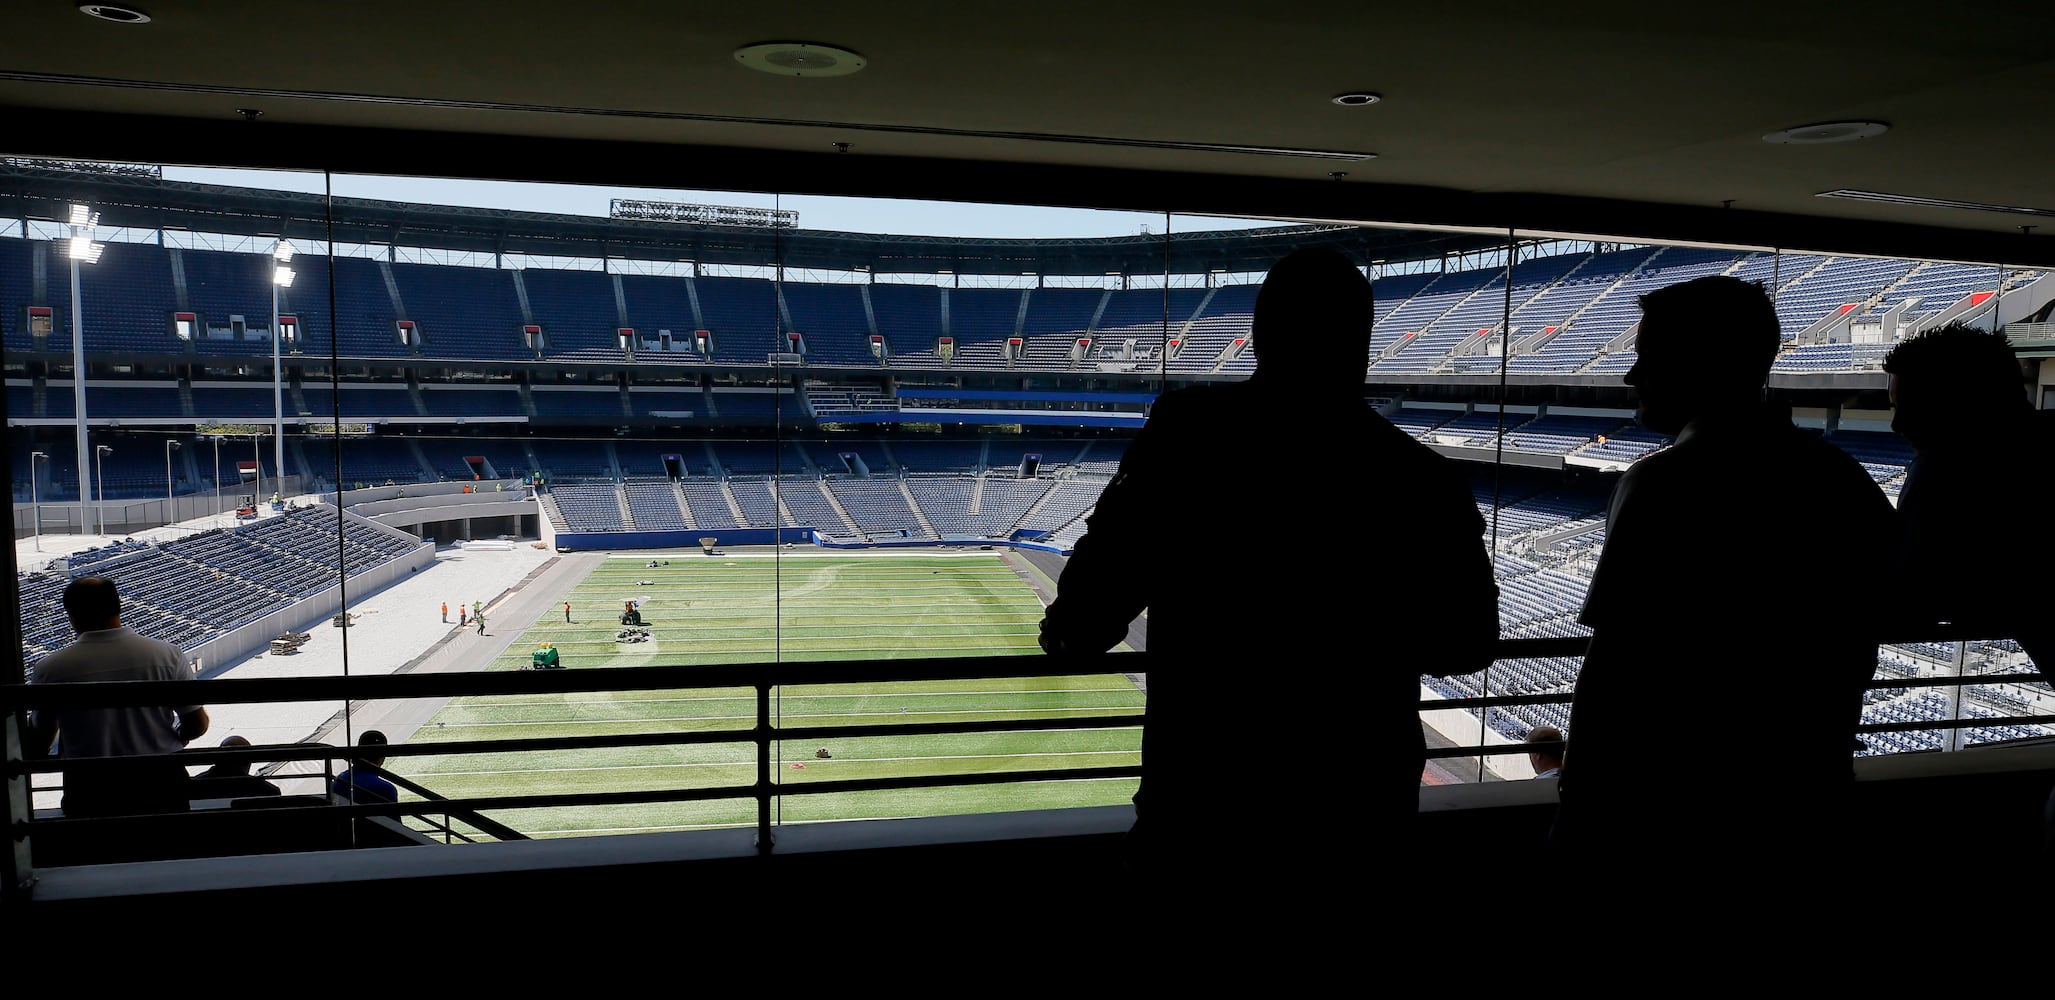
[
  {"x1": 251, "y1": 433, "x2": 262, "y2": 501},
  {"x1": 29, "y1": 450, "x2": 46, "y2": 551},
  {"x1": 210, "y1": 435, "x2": 222, "y2": 501},
  {"x1": 166, "y1": 438, "x2": 181, "y2": 504},
  {"x1": 94, "y1": 444, "x2": 112, "y2": 536},
  {"x1": 66, "y1": 203, "x2": 103, "y2": 537},
  {"x1": 271, "y1": 239, "x2": 294, "y2": 491}
]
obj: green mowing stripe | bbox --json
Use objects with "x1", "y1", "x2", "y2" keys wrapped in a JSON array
[
  {"x1": 445, "y1": 686, "x2": 1140, "y2": 709},
  {"x1": 484, "y1": 647, "x2": 1044, "y2": 668},
  {"x1": 397, "y1": 732, "x2": 1141, "y2": 782},
  {"x1": 536, "y1": 611, "x2": 1049, "y2": 622},
  {"x1": 481, "y1": 648, "x2": 1043, "y2": 671},
  {"x1": 414, "y1": 755, "x2": 1139, "y2": 800},
  {"x1": 512, "y1": 629, "x2": 1046, "y2": 643},
  {"x1": 439, "y1": 702, "x2": 1142, "y2": 722},
  {"x1": 407, "y1": 744, "x2": 757, "y2": 771},
  {"x1": 486, "y1": 637, "x2": 1043, "y2": 654},
  {"x1": 489, "y1": 648, "x2": 1035, "y2": 667},
  {"x1": 491, "y1": 633, "x2": 1046, "y2": 647},
  {"x1": 402, "y1": 730, "x2": 1143, "y2": 774},
  {"x1": 450, "y1": 679, "x2": 1139, "y2": 708},
  {"x1": 411, "y1": 749, "x2": 1139, "y2": 780},
  {"x1": 410, "y1": 551, "x2": 1149, "y2": 833},
  {"x1": 471, "y1": 779, "x2": 1143, "y2": 838},
  {"x1": 442, "y1": 690, "x2": 1146, "y2": 721},
  {"x1": 428, "y1": 706, "x2": 1147, "y2": 729},
  {"x1": 519, "y1": 625, "x2": 1046, "y2": 641}
]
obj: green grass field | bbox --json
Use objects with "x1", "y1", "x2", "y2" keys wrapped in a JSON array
[{"x1": 401, "y1": 551, "x2": 1143, "y2": 838}]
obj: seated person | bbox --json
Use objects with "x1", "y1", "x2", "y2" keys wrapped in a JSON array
[
  {"x1": 331, "y1": 730, "x2": 399, "y2": 803},
  {"x1": 1525, "y1": 725, "x2": 1564, "y2": 779},
  {"x1": 190, "y1": 734, "x2": 282, "y2": 800}
]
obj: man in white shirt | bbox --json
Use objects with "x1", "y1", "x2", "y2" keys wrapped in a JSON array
[{"x1": 28, "y1": 576, "x2": 210, "y2": 817}]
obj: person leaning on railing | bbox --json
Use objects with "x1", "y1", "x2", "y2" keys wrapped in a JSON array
[{"x1": 1039, "y1": 248, "x2": 1500, "y2": 880}]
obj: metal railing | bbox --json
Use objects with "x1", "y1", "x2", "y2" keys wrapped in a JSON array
[
  {"x1": 3, "y1": 653, "x2": 1153, "y2": 880},
  {"x1": 5, "y1": 636, "x2": 2048, "y2": 886}
]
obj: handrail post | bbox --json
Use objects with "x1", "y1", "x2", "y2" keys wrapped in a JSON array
[
  {"x1": 755, "y1": 681, "x2": 773, "y2": 855},
  {"x1": 5, "y1": 715, "x2": 32, "y2": 900}
]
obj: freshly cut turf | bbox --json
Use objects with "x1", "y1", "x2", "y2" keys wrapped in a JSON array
[{"x1": 402, "y1": 552, "x2": 1143, "y2": 838}]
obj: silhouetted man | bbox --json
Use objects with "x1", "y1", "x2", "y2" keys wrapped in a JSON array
[
  {"x1": 190, "y1": 734, "x2": 282, "y2": 800},
  {"x1": 1039, "y1": 247, "x2": 1499, "y2": 874},
  {"x1": 1559, "y1": 275, "x2": 1893, "y2": 875},
  {"x1": 332, "y1": 730, "x2": 399, "y2": 803},
  {"x1": 1883, "y1": 322, "x2": 2054, "y2": 675},
  {"x1": 27, "y1": 576, "x2": 211, "y2": 817},
  {"x1": 1526, "y1": 725, "x2": 1564, "y2": 779}
]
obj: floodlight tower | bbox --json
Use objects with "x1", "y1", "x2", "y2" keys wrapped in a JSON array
[
  {"x1": 94, "y1": 444, "x2": 112, "y2": 536},
  {"x1": 29, "y1": 450, "x2": 47, "y2": 551},
  {"x1": 271, "y1": 239, "x2": 294, "y2": 491},
  {"x1": 165, "y1": 438, "x2": 181, "y2": 503},
  {"x1": 66, "y1": 203, "x2": 103, "y2": 535}
]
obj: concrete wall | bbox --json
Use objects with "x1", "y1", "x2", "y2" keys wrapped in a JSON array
[
  {"x1": 15, "y1": 475, "x2": 317, "y2": 538},
  {"x1": 553, "y1": 526, "x2": 812, "y2": 550},
  {"x1": 343, "y1": 484, "x2": 537, "y2": 542}
]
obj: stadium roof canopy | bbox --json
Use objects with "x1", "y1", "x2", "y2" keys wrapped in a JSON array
[
  {"x1": 0, "y1": 162, "x2": 1500, "y2": 275},
  {"x1": 1, "y1": 4, "x2": 2051, "y2": 266}
]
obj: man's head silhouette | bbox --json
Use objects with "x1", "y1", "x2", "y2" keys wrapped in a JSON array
[
  {"x1": 1882, "y1": 322, "x2": 2029, "y2": 452},
  {"x1": 215, "y1": 735, "x2": 254, "y2": 776},
  {"x1": 62, "y1": 576, "x2": 122, "y2": 634},
  {"x1": 1626, "y1": 275, "x2": 1780, "y2": 435},
  {"x1": 1250, "y1": 247, "x2": 1373, "y2": 393}
]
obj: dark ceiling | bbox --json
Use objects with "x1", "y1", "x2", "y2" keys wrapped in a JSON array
[{"x1": 3, "y1": 2, "x2": 2053, "y2": 263}]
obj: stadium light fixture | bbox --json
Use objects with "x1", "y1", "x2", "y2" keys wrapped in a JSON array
[
  {"x1": 1331, "y1": 92, "x2": 1382, "y2": 107},
  {"x1": 65, "y1": 205, "x2": 104, "y2": 264}
]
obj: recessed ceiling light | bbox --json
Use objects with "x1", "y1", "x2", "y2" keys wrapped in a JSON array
[
  {"x1": 78, "y1": 4, "x2": 150, "y2": 23},
  {"x1": 1331, "y1": 92, "x2": 1382, "y2": 107},
  {"x1": 1763, "y1": 121, "x2": 1889, "y2": 145},
  {"x1": 735, "y1": 42, "x2": 867, "y2": 78}
]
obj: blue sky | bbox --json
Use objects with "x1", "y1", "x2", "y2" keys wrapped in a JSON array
[{"x1": 162, "y1": 167, "x2": 1279, "y2": 240}]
